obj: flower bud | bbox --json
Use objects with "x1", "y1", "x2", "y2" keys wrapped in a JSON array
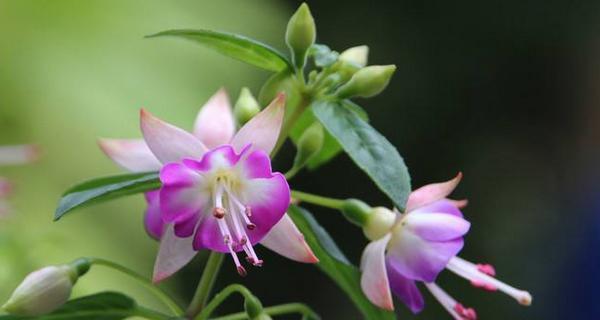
[
  {"x1": 363, "y1": 207, "x2": 396, "y2": 241},
  {"x1": 339, "y1": 45, "x2": 369, "y2": 68},
  {"x1": 341, "y1": 199, "x2": 371, "y2": 227},
  {"x1": 2, "y1": 264, "x2": 81, "y2": 316},
  {"x1": 234, "y1": 87, "x2": 261, "y2": 126},
  {"x1": 293, "y1": 123, "x2": 324, "y2": 169},
  {"x1": 285, "y1": 3, "x2": 316, "y2": 69},
  {"x1": 335, "y1": 65, "x2": 396, "y2": 99}
]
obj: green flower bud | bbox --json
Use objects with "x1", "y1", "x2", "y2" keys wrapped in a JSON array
[
  {"x1": 286, "y1": 3, "x2": 316, "y2": 69},
  {"x1": 244, "y1": 294, "x2": 264, "y2": 319},
  {"x1": 339, "y1": 45, "x2": 369, "y2": 68},
  {"x1": 2, "y1": 263, "x2": 84, "y2": 316},
  {"x1": 293, "y1": 123, "x2": 324, "y2": 169},
  {"x1": 341, "y1": 199, "x2": 372, "y2": 227},
  {"x1": 335, "y1": 65, "x2": 396, "y2": 99},
  {"x1": 234, "y1": 87, "x2": 261, "y2": 126},
  {"x1": 363, "y1": 207, "x2": 396, "y2": 241}
]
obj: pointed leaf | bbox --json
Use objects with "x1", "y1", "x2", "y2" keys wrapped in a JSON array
[
  {"x1": 288, "y1": 205, "x2": 395, "y2": 320},
  {"x1": 313, "y1": 100, "x2": 411, "y2": 211},
  {"x1": 147, "y1": 29, "x2": 292, "y2": 72},
  {"x1": 55, "y1": 172, "x2": 160, "y2": 220},
  {"x1": 0, "y1": 292, "x2": 157, "y2": 320}
]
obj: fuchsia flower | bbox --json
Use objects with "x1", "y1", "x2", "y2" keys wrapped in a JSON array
[
  {"x1": 99, "y1": 89, "x2": 317, "y2": 281},
  {"x1": 0, "y1": 145, "x2": 39, "y2": 217},
  {"x1": 360, "y1": 174, "x2": 532, "y2": 319}
]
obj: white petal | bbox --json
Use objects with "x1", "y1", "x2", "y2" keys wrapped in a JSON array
[
  {"x1": 230, "y1": 93, "x2": 285, "y2": 154},
  {"x1": 140, "y1": 109, "x2": 208, "y2": 164},
  {"x1": 98, "y1": 138, "x2": 161, "y2": 172},
  {"x1": 152, "y1": 225, "x2": 197, "y2": 283},
  {"x1": 0, "y1": 145, "x2": 39, "y2": 166},
  {"x1": 360, "y1": 233, "x2": 394, "y2": 310},
  {"x1": 260, "y1": 214, "x2": 318, "y2": 263},
  {"x1": 193, "y1": 88, "x2": 235, "y2": 148}
]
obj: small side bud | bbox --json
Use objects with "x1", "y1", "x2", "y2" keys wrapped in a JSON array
[
  {"x1": 293, "y1": 123, "x2": 324, "y2": 169},
  {"x1": 234, "y1": 87, "x2": 261, "y2": 126},
  {"x1": 341, "y1": 199, "x2": 372, "y2": 227},
  {"x1": 286, "y1": 3, "x2": 316, "y2": 69},
  {"x1": 335, "y1": 65, "x2": 396, "y2": 98},
  {"x1": 244, "y1": 294, "x2": 265, "y2": 319},
  {"x1": 2, "y1": 264, "x2": 82, "y2": 316},
  {"x1": 363, "y1": 207, "x2": 396, "y2": 241},
  {"x1": 339, "y1": 45, "x2": 369, "y2": 68}
]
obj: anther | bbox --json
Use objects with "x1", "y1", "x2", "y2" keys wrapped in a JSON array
[
  {"x1": 454, "y1": 303, "x2": 477, "y2": 320},
  {"x1": 237, "y1": 266, "x2": 247, "y2": 277},
  {"x1": 245, "y1": 206, "x2": 252, "y2": 217},
  {"x1": 470, "y1": 280, "x2": 497, "y2": 292},
  {"x1": 213, "y1": 207, "x2": 226, "y2": 219},
  {"x1": 247, "y1": 223, "x2": 256, "y2": 230},
  {"x1": 240, "y1": 236, "x2": 248, "y2": 245},
  {"x1": 476, "y1": 264, "x2": 496, "y2": 276}
]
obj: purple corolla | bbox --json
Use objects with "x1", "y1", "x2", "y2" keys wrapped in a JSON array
[
  {"x1": 99, "y1": 89, "x2": 317, "y2": 281},
  {"x1": 360, "y1": 174, "x2": 531, "y2": 318}
]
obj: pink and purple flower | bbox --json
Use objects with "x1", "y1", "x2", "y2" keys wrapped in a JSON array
[
  {"x1": 99, "y1": 89, "x2": 317, "y2": 281},
  {"x1": 360, "y1": 174, "x2": 532, "y2": 318}
]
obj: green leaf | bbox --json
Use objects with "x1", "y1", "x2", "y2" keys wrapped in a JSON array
[
  {"x1": 55, "y1": 172, "x2": 160, "y2": 221},
  {"x1": 0, "y1": 292, "x2": 159, "y2": 320},
  {"x1": 147, "y1": 29, "x2": 292, "y2": 72},
  {"x1": 290, "y1": 100, "x2": 368, "y2": 170},
  {"x1": 288, "y1": 206, "x2": 395, "y2": 320},
  {"x1": 313, "y1": 100, "x2": 411, "y2": 211},
  {"x1": 308, "y1": 44, "x2": 339, "y2": 68}
]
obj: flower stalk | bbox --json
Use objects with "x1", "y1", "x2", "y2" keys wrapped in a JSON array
[
  {"x1": 185, "y1": 252, "x2": 225, "y2": 318},
  {"x1": 211, "y1": 303, "x2": 320, "y2": 320}
]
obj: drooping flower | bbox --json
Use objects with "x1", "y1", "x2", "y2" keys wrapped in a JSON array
[
  {"x1": 0, "y1": 145, "x2": 39, "y2": 217},
  {"x1": 99, "y1": 89, "x2": 317, "y2": 281},
  {"x1": 360, "y1": 174, "x2": 532, "y2": 318}
]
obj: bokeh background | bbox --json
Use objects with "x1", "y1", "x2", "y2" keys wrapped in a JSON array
[{"x1": 1, "y1": 0, "x2": 599, "y2": 319}]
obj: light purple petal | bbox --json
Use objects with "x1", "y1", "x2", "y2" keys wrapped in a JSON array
[
  {"x1": 193, "y1": 88, "x2": 235, "y2": 148},
  {"x1": 239, "y1": 149, "x2": 273, "y2": 179},
  {"x1": 98, "y1": 138, "x2": 161, "y2": 172},
  {"x1": 387, "y1": 235, "x2": 464, "y2": 282},
  {"x1": 410, "y1": 199, "x2": 464, "y2": 218},
  {"x1": 144, "y1": 191, "x2": 164, "y2": 240},
  {"x1": 386, "y1": 259, "x2": 425, "y2": 314},
  {"x1": 0, "y1": 145, "x2": 39, "y2": 166},
  {"x1": 182, "y1": 145, "x2": 244, "y2": 173},
  {"x1": 140, "y1": 108, "x2": 207, "y2": 163},
  {"x1": 406, "y1": 173, "x2": 462, "y2": 212},
  {"x1": 360, "y1": 234, "x2": 394, "y2": 310},
  {"x1": 173, "y1": 213, "x2": 199, "y2": 238},
  {"x1": 260, "y1": 214, "x2": 318, "y2": 263},
  {"x1": 159, "y1": 162, "x2": 208, "y2": 223},
  {"x1": 193, "y1": 216, "x2": 227, "y2": 252},
  {"x1": 153, "y1": 225, "x2": 197, "y2": 283},
  {"x1": 241, "y1": 173, "x2": 290, "y2": 245},
  {"x1": 404, "y1": 211, "x2": 470, "y2": 242},
  {"x1": 230, "y1": 93, "x2": 285, "y2": 154}
]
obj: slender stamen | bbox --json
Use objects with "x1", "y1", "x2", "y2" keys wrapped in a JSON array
[
  {"x1": 446, "y1": 257, "x2": 532, "y2": 306},
  {"x1": 223, "y1": 185, "x2": 256, "y2": 230},
  {"x1": 425, "y1": 283, "x2": 477, "y2": 320},
  {"x1": 224, "y1": 236, "x2": 246, "y2": 276}
]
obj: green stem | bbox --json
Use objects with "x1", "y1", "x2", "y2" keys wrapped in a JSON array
[
  {"x1": 291, "y1": 190, "x2": 345, "y2": 210},
  {"x1": 185, "y1": 252, "x2": 225, "y2": 318},
  {"x1": 87, "y1": 257, "x2": 183, "y2": 315},
  {"x1": 211, "y1": 303, "x2": 320, "y2": 320},
  {"x1": 195, "y1": 284, "x2": 254, "y2": 320}
]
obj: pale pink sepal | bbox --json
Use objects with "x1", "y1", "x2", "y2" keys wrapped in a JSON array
[
  {"x1": 0, "y1": 145, "x2": 40, "y2": 166},
  {"x1": 406, "y1": 172, "x2": 463, "y2": 212},
  {"x1": 193, "y1": 88, "x2": 235, "y2": 149},
  {"x1": 360, "y1": 233, "x2": 394, "y2": 310},
  {"x1": 98, "y1": 138, "x2": 161, "y2": 172},
  {"x1": 230, "y1": 93, "x2": 285, "y2": 154},
  {"x1": 140, "y1": 109, "x2": 208, "y2": 164},
  {"x1": 0, "y1": 178, "x2": 11, "y2": 198},
  {"x1": 153, "y1": 225, "x2": 198, "y2": 283},
  {"x1": 260, "y1": 214, "x2": 318, "y2": 263}
]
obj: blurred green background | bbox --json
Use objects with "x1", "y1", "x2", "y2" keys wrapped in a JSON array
[{"x1": 1, "y1": 0, "x2": 599, "y2": 319}]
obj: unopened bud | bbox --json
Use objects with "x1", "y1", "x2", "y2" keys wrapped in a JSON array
[
  {"x1": 363, "y1": 207, "x2": 396, "y2": 240},
  {"x1": 339, "y1": 45, "x2": 369, "y2": 68},
  {"x1": 335, "y1": 65, "x2": 396, "y2": 98},
  {"x1": 286, "y1": 3, "x2": 316, "y2": 69},
  {"x1": 2, "y1": 263, "x2": 86, "y2": 316},
  {"x1": 341, "y1": 199, "x2": 371, "y2": 227},
  {"x1": 234, "y1": 87, "x2": 261, "y2": 125},
  {"x1": 293, "y1": 123, "x2": 324, "y2": 169}
]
